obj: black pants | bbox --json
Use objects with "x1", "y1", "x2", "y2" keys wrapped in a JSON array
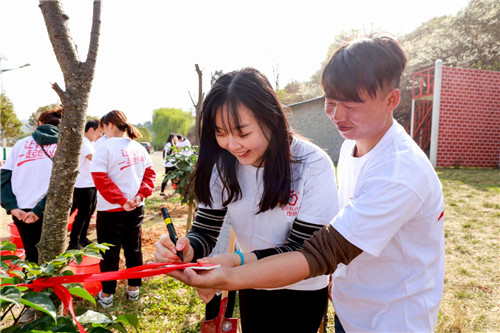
[
  {"x1": 205, "y1": 291, "x2": 237, "y2": 320},
  {"x1": 96, "y1": 206, "x2": 144, "y2": 294},
  {"x1": 238, "y1": 287, "x2": 328, "y2": 333},
  {"x1": 161, "y1": 167, "x2": 176, "y2": 192},
  {"x1": 334, "y1": 314, "x2": 346, "y2": 333},
  {"x1": 13, "y1": 211, "x2": 43, "y2": 263},
  {"x1": 69, "y1": 187, "x2": 97, "y2": 244}
]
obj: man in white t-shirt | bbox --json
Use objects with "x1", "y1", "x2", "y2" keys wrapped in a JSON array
[
  {"x1": 167, "y1": 33, "x2": 445, "y2": 333},
  {"x1": 67, "y1": 119, "x2": 102, "y2": 250},
  {"x1": 175, "y1": 135, "x2": 192, "y2": 156}
]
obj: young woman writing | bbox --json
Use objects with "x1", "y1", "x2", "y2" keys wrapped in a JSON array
[{"x1": 155, "y1": 68, "x2": 339, "y2": 332}]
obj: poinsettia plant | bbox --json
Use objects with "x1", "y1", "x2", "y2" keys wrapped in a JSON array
[{"x1": 0, "y1": 240, "x2": 138, "y2": 332}]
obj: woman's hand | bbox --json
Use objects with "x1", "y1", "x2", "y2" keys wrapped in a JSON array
[
  {"x1": 167, "y1": 265, "x2": 230, "y2": 291},
  {"x1": 122, "y1": 199, "x2": 136, "y2": 211},
  {"x1": 154, "y1": 235, "x2": 193, "y2": 263},
  {"x1": 23, "y1": 211, "x2": 39, "y2": 224},
  {"x1": 10, "y1": 209, "x2": 27, "y2": 221},
  {"x1": 198, "y1": 253, "x2": 243, "y2": 268}
]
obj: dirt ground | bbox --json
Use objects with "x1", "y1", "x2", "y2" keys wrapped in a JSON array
[{"x1": 0, "y1": 150, "x2": 187, "y2": 263}]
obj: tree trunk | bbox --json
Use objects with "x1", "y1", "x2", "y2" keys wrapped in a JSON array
[
  {"x1": 188, "y1": 64, "x2": 204, "y2": 145},
  {"x1": 37, "y1": 0, "x2": 101, "y2": 263},
  {"x1": 186, "y1": 204, "x2": 194, "y2": 231}
]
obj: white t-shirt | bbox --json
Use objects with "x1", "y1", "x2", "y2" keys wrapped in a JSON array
[
  {"x1": 332, "y1": 121, "x2": 445, "y2": 332},
  {"x1": 176, "y1": 138, "x2": 192, "y2": 156},
  {"x1": 93, "y1": 135, "x2": 107, "y2": 152},
  {"x1": 2, "y1": 135, "x2": 56, "y2": 209},
  {"x1": 74, "y1": 136, "x2": 95, "y2": 188},
  {"x1": 90, "y1": 137, "x2": 153, "y2": 211},
  {"x1": 163, "y1": 142, "x2": 174, "y2": 168},
  {"x1": 201, "y1": 137, "x2": 339, "y2": 291}
]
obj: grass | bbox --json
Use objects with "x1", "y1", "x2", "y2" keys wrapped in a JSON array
[{"x1": 436, "y1": 167, "x2": 499, "y2": 333}]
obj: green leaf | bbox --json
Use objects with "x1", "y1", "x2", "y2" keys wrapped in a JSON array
[
  {"x1": 77, "y1": 309, "x2": 113, "y2": 324},
  {"x1": 115, "y1": 313, "x2": 139, "y2": 329},
  {"x1": 68, "y1": 286, "x2": 96, "y2": 305},
  {"x1": 0, "y1": 285, "x2": 21, "y2": 306},
  {"x1": 108, "y1": 322, "x2": 127, "y2": 333},
  {"x1": 88, "y1": 327, "x2": 113, "y2": 333},
  {"x1": 1, "y1": 241, "x2": 17, "y2": 252},
  {"x1": 1, "y1": 255, "x2": 19, "y2": 262},
  {"x1": 20, "y1": 292, "x2": 57, "y2": 323}
]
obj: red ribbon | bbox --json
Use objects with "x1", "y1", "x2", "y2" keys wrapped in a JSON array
[{"x1": 10, "y1": 262, "x2": 216, "y2": 333}]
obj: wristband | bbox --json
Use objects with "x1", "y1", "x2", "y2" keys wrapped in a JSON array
[{"x1": 234, "y1": 250, "x2": 244, "y2": 266}]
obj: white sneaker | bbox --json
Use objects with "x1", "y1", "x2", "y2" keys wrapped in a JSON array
[
  {"x1": 126, "y1": 286, "x2": 140, "y2": 301},
  {"x1": 97, "y1": 291, "x2": 113, "y2": 308}
]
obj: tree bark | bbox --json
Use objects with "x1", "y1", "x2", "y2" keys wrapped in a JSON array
[
  {"x1": 37, "y1": 0, "x2": 101, "y2": 264},
  {"x1": 188, "y1": 64, "x2": 203, "y2": 145}
]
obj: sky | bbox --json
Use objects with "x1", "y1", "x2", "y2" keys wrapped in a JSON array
[{"x1": 1, "y1": 0, "x2": 470, "y2": 125}]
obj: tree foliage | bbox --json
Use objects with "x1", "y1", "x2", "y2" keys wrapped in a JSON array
[
  {"x1": 277, "y1": 0, "x2": 499, "y2": 128},
  {"x1": 27, "y1": 103, "x2": 61, "y2": 131},
  {"x1": 396, "y1": 0, "x2": 500, "y2": 126},
  {"x1": 0, "y1": 93, "x2": 23, "y2": 141},
  {"x1": 137, "y1": 126, "x2": 152, "y2": 142},
  {"x1": 152, "y1": 107, "x2": 194, "y2": 148}
]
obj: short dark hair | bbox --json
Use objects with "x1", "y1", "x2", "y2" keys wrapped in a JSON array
[
  {"x1": 193, "y1": 67, "x2": 292, "y2": 213},
  {"x1": 85, "y1": 119, "x2": 99, "y2": 132},
  {"x1": 321, "y1": 33, "x2": 407, "y2": 102}
]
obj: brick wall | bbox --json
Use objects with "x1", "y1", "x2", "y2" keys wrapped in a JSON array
[{"x1": 437, "y1": 67, "x2": 500, "y2": 167}]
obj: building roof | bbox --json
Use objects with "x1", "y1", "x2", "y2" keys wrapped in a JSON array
[{"x1": 285, "y1": 96, "x2": 324, "y2": 108}]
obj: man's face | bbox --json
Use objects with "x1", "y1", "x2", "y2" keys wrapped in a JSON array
[
  {"x1": 324, "y1": 89, "x2": 398, "y2": 154},
  {"x1": 88, "y1": 127, "x2": 103, "y2": 142}
]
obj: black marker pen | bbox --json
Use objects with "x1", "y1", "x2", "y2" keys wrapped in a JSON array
[{"x1": 161, "y1": 207, "x2": 184, "y2": 262}]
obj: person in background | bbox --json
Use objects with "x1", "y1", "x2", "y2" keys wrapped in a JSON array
[
  {"x1": 160, "y1": 133, "x2": 177, "y2": 196},
  {"x1": 167, "y1": 33, "x2": 445, "y2": 333},
  {"x1": 67, "y1": 119, "x2": 102, "y2": 250},
  {"x1": 1, "y1": 107, "x2": 62, "y2": 263},
  {"x1": 93, "y1": 118, "x2": 108, "y2": 152},
  {"x1": 175, "y1": 134, "x2": 192, "y2": 156},
  {"x1": 90, "y1": 110, "x2": 156, "y2": 308},
  {"x1": 155, "y1": 67, "x2": 339, "y2": 332}
]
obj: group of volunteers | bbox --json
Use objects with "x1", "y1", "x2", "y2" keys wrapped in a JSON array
[
  {"x1": 1, "y1": 109, "x2": 156, "y2": 308},
  {"x1": 155, "y1": 33, "x2": 446, "y2": 333},
  {"x1": 1, "y1": 32, "x2": 446, "y2": 332}
]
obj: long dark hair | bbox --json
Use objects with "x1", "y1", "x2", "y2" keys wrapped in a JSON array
[
  {"x1": 100, "y1": 110, "x2": 141, "y2": 140},
  {"x1": 193, "y1": 67, "x2": 292, "y2": 213}
]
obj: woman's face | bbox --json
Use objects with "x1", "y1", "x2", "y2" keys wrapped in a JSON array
[
  {"x1": 214, "y1": 104, "x2": 269, "y2": 167},
  {"x1": 102, "y1": 123, "x2": 114, "y2": 138}
]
